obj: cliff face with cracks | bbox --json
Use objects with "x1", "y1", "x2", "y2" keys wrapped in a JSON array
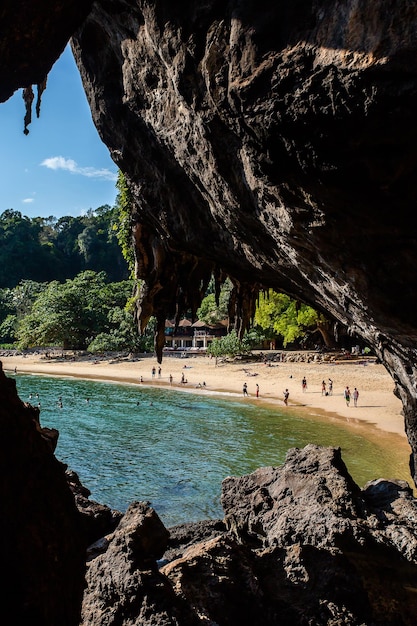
[
  {"x1": 1, "y1": 2, "x2": 417, "y2": 623},
  {"x1": 2, "y1": 0, "x2": 417, "y2": 474},
  {"x1": 2, "y1": 0, "x2": 417, "y2": 478},
  {"x1": 69, "y1": 0, "x2": 417, "y2": 477}
]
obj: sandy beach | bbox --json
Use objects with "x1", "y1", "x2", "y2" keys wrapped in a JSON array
[
  {"x1": 0, "y1": 350, "x2": 406, "y2": 436},
  {"x1": 1, "y1": 349, "x2": 413, "y2": 485}
]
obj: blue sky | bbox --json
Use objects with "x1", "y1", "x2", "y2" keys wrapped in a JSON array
[{"x1": 0, "y1": 45, "x2": 118, "y2": 220}]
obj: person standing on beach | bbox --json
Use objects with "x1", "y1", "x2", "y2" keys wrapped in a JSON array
[
  {"x1": 328, "y1": 378, "x2": 333, "y2": 395},
  {"x1": 152, "y1": 367, "x2": 156, "y2": 378},
  {"x1": 353, "y1": 387, "x2": 359, "y2": 407},
  {"x1": 302, "y1": 377, "x2": 307, "y2": 392},
  {"x1": 158, "y1": 366, "x2": 161, "y2": 378},
  {"x1": 283, "y1": 389, "x2": 289, "y2": 405},
  {"x1": 256, "y1": 383, "x2": 259, "y2": 397},
  {"x1": 321, "y1": 380, "x2": 326, "y2": 395},
  {"x1": 243, "y1": 382, "x2": 248, "y2": 396},
  {"x1": 169, "y1": 374, "x2": 173, "y2": 385},
  {"x1": 344, "y1": 386, "x2": 351, "y2": 407}
]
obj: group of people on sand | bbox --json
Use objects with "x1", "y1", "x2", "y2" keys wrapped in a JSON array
[
  {"x1": 242, "y1": 375, "x2": 361, "y2": 408},
  {"x1": 301, "y1": 376, "x2": 334, "y2": 397},
  {"x1": 344, "y1": 385, "x2": 359, "y2": 407},
  {"x1": 142, "y1": 367, "x2": 210, "y2": 390},
  {"x1": 320, "y1": 378, "x2": 333, "y2": 396},
  {"x1": 243, "y1": 382, "x2": 260, "y2": 398},
  {"x1": 301, "y1": 376, "x2": 359, "y2": 407}
]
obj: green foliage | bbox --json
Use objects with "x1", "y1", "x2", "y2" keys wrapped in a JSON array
[
  {"x1": 196, "y1": 277, "x2": 232, "y2": 324},
  {"x1": 12, "y1": 280, "x2": 47, "y2": 319},
  {"x1": 255, "y1": 290, "x2": 325, "y2": 347},
  {"x1": 196, "y1": 294, "x2": 217, "y2": 323},
  {"x1": 0, "y1": 287, "x2": 14, "y2": 320},
  {"x1": 207, "y1": 329, "x2": 251, "y2": 361},
  {"x1": 0, "y1": 210, "x2": 53, "y2": 287},
  {"x1": 16, "y1": 271, "x2": 135, "y2": 350},
  {"x1": 0, "y1": 314, "x2": 17, "y2": 344},
  {"x1": 113, "y1": 171, "x2": 135, "y2": 276},
  {"x1": 0, "y1": 206, "x2": 128, "y2": 289}
]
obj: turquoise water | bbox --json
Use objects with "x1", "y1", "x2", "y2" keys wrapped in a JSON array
[{"x1": 14, "y1": 373, "x2": 411, "y2": 527}]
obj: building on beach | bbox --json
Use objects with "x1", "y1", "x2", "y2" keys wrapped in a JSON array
[{"x1": 163, "y1": 319, "x2": 228, "y2": 353}]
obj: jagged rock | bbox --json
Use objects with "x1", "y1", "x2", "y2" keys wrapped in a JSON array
[
  {"x1": 0, "y1": 362, "x2": 86, "y2": 625},
  {"x1": 66, "y1": 468, "x2": 123, "y2": 547},
  {"x1": 79, "y1": 445, "x2": 417, "y2": 625},
  {"x1": 221, "y1": 444, "x2": 365, "y2": 550},
  {"x1": 162, "y1": 519, "x2": 226, "y2": 564},
  {"x1": 81, "y1": 501, "x2": 198, "y2": 625},
  {"x1": 0, "y1": 0, "x2": 92, "y2": 103}
]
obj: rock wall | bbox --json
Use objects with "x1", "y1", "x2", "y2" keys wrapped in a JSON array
[
  {"x1": 2, "y1": 2, "x2": 417, "y2": 623},
  {"x1": 69, "y1": 0, "x2": 417, "y2": 477},
  {"x1": 0, "y1": 363, "x2": 86, "y2": 624}
]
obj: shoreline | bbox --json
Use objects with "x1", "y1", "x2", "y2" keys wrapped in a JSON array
[
  {"x1": 0, "y1": 350, "x2": 407, "y2": 436},
  {"x1": 2, "y1": 350, "x2": 413, "y2": 486}
]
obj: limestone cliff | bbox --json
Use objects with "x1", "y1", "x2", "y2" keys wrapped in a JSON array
[
  {"x1": 69, "y1": 0, "x2": 417, "y2": 478},
  {"x1": 2, "y1": 2, "x2": 417, "y2": 624},
  {"x1": 2, "y1": 0, "x2": 417, "y2": 475}
]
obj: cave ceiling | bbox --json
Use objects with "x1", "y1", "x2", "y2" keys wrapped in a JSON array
[{"x1": 2, "y1": 0, "x2": 417, "y2": 478}]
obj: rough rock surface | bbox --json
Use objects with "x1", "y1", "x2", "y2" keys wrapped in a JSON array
[
  {"x1": 0, "y1": 362, "x2": 86, "y2": 625},
  {"x1": 81, "y1": 445, "x2": 417, "y2": 625},
  {"x1": 66, "y1": 467, "x2": 123, "y2": 547},
  {"x1": 2, "y1": 2, "x2": 417, "y2": 624},
  {"x1": 80, "y1": 501, "x2": 196, "y2": 625},
  {"x1": 69, "y1": 0, "x2": 417, "y2": 479}
]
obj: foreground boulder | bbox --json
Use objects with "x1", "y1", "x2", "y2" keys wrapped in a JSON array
[
  {"x1": 81, "y1": 501, "x2": 197, "y2": 625},
  {"x1": 0, "y1": 364, "x2": 86, "y2": 625},
  {"x1": 82, "y1": 445, "x2": 417, "y2": 625}
]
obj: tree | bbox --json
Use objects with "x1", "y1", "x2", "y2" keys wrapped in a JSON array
[
  {"x1": 12, "y1": 280, "x2": 46, "y2": 319},
  {"x1": 196, "y1": 277, "x2": 232, "y2": 324},
  {"x1": 76, "y1": 205, "x2": 129, "y2": 281},
  {"x1": 255, "y1": 290, "x2": 334, "y2": 348},
  {"x1": 16, "y1": 271, "x2": 134, "y2": 350},
  {"x1": 0, "y1": 314, "x2": 18, "y2": 345},
  {"x1": 113, "y1": 171, "x2": 135, "y2": 276},
  {"x1": 86, "y1": 307, "x2": 154, "y2": 353},
  {"x1": 0, "y1": 205, "x2": 129, "y2": 289},
  {"x1": 207, "y1": 330, "x2": 252, "y2": 364}
]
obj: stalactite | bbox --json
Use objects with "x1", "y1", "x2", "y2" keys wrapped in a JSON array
[
  {"x1": 36, "y1": 77, "x2": 47, "y2": 118},
  {"x1": 22, "y1": 77, "x2": 47, "y2": 135},
  {"x1": 22, "y1": 86, "x2": 34, "y2": 135}
]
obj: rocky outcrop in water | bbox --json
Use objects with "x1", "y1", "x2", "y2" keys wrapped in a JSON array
[
  {"x1": 0, "y1": 363, "x2": 86, "y2": 625},
  {"x1": 81, "y1": 445, "x2": 417, "y2": 625}
]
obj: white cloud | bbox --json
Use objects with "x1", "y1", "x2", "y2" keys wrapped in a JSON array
[
  {"x1": 22, "y1": 198, "x2": 34, "y2": 203},
  {"x1": 40, "y1": 156, "x2": 117, "y2": 182}
]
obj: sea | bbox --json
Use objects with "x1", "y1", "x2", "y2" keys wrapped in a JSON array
[{"x1": 13, "y1": 372, "x2": 412, "y2": 528}]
